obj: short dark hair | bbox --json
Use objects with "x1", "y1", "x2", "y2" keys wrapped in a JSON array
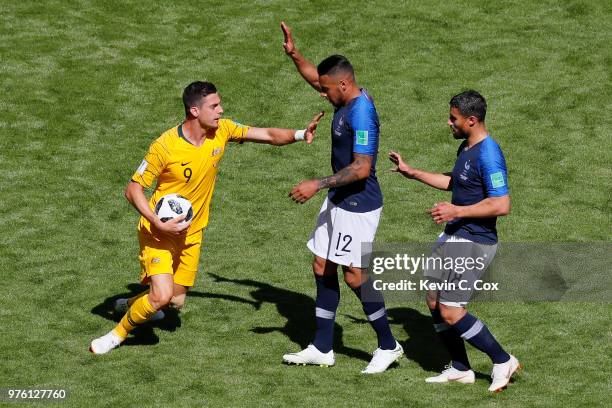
[
  {"x1": 449, "y1": 90, "x2": 487, "y2": 122},
  {"x1": 183, "y1": 81, "x2": 217, "y2": 117},
  {"x1": 317, "y1": 54, "x2": 354, "y2": 78}
]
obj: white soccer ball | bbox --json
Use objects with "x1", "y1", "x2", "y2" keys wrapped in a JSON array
[{"x1": 154, "y1": 193, "x2": 193, "y2": 223}]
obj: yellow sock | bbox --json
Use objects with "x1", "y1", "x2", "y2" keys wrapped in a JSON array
[
  {"x1": 113, "y1": 294, "x2": 157, "y2": 339},
  {"x1": 127, "y1": 289, "x2": 149, "y2": 307}
]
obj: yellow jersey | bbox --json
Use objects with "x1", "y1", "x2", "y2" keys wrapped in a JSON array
[{"x1": 131, "y1": 119, "x2": 249, "y2": 235}]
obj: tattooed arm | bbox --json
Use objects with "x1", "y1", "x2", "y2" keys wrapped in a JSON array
[
  {"x1": 289, "y1": 153, "x2": 373, "y2": 203},
  {"x1": 318, "y1": 154, "x2": 371, "y2": 189}
]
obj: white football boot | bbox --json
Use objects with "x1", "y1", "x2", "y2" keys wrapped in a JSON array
[
  {"x1": 89, "y1": 331, "x2": 123, "y2": 355},
  {"x1": 425, "y1": 365, "x2": 476, "y2": 384},
  {"x1": 114, "y1": 298, "x2": 165, "y2": 322},
  {"x1": 361, "y1": 341, "x2": 404, "y2": 374},
  {"x1": 489, "y1": 355, "x2": 521, "y2": 392},
  {"x1": 282, "y1": 344, "x2": 335, "y2": 367}
]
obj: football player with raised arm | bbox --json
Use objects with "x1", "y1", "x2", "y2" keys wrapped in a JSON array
[
  {"x1": 90, "y1": 81, "x2": 323, "y2": 354},
  {"x1": 389, "y1": 90, "x2": 521, "y2": 392},
  {"x1": 280, "y1": 22, "x2": 403, "y2": 374}
]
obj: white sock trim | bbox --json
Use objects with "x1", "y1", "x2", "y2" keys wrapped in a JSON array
[
  {"x1": 367, "y1": 308, "x2": 386, "y2": 322},
  {"x1": 460, "y1": 320, "x2": 484, "y2": 340},
  {"x1": 315, "y1": 307, "x2": 335, "y2": 319}
]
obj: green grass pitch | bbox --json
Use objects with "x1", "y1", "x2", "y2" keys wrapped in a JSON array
[{"x1": 0, "y1": 0, "x2": 610, "y2": 407}]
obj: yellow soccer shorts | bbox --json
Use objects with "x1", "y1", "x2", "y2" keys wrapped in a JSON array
[{"x1": 138, "y1": 227, "x2": 203, "y2": 287}]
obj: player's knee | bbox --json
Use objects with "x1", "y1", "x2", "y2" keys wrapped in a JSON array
[
  {"x1": 169, "y1": 294, "x2": 186, "y2": 310},
  {"x1": 312, "y1": 257, "x2": 326, "y2": 276},
  {"x1": 149, "y1": 289, "x2": 173, "y2": 309},
  {"x1": 342, "y1": 265, "x2": 364, "y2": 289},
  {"x1": 439, "y1": 304, "x2": 464, "y2": 325},
  {"x1": 425, "y1": 293, "x2": 438, "y2": 310},
  {"x1": 425, "y1": 298, "x2": 437, "y2": 311},
  {"x1": 343, "y1": 273, "x2": 361, "y2": 289}
]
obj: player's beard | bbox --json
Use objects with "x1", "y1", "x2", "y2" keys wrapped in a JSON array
[
  {"x1": 451, "y1": 126, "x2": 468, "y2": 139},
  {"x1": 327, "y1": 98, "x2": 342, "y2": 109}
]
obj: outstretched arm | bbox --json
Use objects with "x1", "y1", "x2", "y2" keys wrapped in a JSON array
[
  {"x1": 388, "y1": 150, "x2": 452, "y2": 191},
  {"x1": 289, "y1": 153, "x2": 372, "y2": 203},
  {"x1": 281, "y1": 21, "x2": 321, "y2": 92},
  {"x1": 244, "y1": 111, "x2": 324, "y2": 145}
]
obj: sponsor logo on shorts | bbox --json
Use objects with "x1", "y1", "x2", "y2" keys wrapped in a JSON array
[{"x1": 151, "y1": 257, "x2": 161, "y2": 264}]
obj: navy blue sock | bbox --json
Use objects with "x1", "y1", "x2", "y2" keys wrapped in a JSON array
[
  {"x1": 452, "y1": 313, "x2": 510, "y2": 364},
  {"x1": 352, "y1": 279, "x2": 396, "y2": 350},
  {"x1": 312, "y1": 274, "x2": 340, "y2": 353},
  {"x1": 429, "y1": 308, "x2": 471, "y2": 371}
]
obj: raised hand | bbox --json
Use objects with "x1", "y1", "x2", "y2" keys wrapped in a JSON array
[
  {"x1": 305, "y1": 111, "x2": 324, "y2": 144},
  {"x1": 388, "y1": 150, "x2": 416, "y2": 178},
  {"x1": 281, "y1": 21, "x2": 296, "y2": 55}
]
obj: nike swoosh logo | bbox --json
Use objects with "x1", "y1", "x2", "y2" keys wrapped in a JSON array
[
  {"x1": 334, "y1": 253, "x2": 347, "y2": 257},
  {"x1": 181, "y1": 162, "x2": 191, "y2": 166}
]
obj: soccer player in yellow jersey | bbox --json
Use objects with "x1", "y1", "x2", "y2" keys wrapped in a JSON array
[{"x1": 90, "y1": 81, "x2": 324, "y2": 354}]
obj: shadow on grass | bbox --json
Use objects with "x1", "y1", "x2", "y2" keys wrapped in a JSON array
[
  {"x1": 387, "y1": 308, "x2": 489, "y2": 380},
  {"x1": 207, "y1": 273, "x2": 493, "y2": 377},
  {"x1": 209, "y1": 273, "x2": 372, "y2": 362},
  {"x1": 90, "y1": 284, "x2": 176, "y2": 347},
  {"x1": 346, "y1": 308, "x2": 489, "y2": 379},
  {"x1": 92, "y1": 278, "x2": 485, "y2": 379},
  {"x1": 91, "y1": 283, "x2": 261, "y2": 348},
  {"x1": 344, "y1": 307, "x2": 449, "y2": 373}
]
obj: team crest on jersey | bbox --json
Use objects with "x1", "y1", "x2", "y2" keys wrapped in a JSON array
[
  {"x1": 460, "y1": 160, "x2": 471, "y2": 181},
  {"x1": 356, "y1": 130, "x2": 368, "y2": 145},
  {"x1": 212, "y1": 147, "x2": 222, "y2": 157}
]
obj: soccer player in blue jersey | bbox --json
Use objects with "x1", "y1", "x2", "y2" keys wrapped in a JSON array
[
  {"x1": 280, "y1": 22, "x2": 403, "y2": 374},
  {"x1": 389, "y1": 90, "x2": 521, "y2": 392}
]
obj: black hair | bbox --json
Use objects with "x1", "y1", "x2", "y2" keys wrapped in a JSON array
[
  {"x1": 449, "y1": 90, "x2": 487, "y2": 122},
  {"x1": 317, "y1": 54, "x2": 354, "y2": 78},
  {"x1": 182, "y1": 81, "x2": 217, "y2": 117}
]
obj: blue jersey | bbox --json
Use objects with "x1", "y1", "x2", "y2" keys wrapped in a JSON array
[
  {"x1": 444, "y1": 136, "x2": 509, "y2": 244},
  {"x1": 327, "y1": 90, "x2": 383, "y2": 212}
]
